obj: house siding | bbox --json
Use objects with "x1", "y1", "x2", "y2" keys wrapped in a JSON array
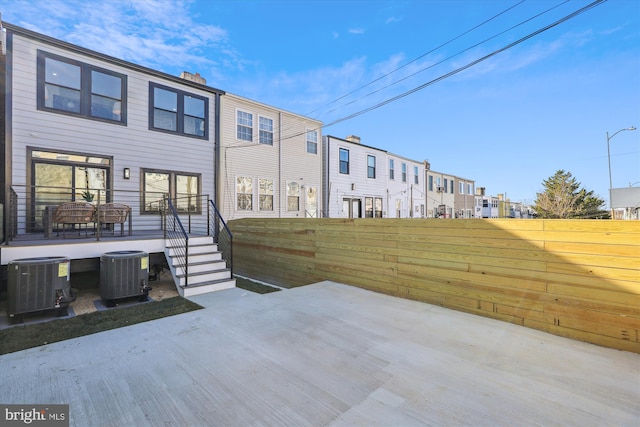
[
  {"x1": 426, "y1": 169, "x2": 456, "y2": 218},
  {"x1": 6, "y1": 28, "x2": 222, "y2": 231},
  {"x1": 386, "y1": 153, "x2": 425, "y2": 218},
  {"x1": 218, "y1": 93, "x2": 322, "y2": 220}
]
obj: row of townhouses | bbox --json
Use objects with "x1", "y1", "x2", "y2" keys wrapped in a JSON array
[{"x1": 0, "y1": 20, "x2": 529, "y2": 293}]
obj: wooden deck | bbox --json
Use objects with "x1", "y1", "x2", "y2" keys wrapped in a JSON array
[{"x1": 0, "y1": 281, "x2": 637, "y2": 426}]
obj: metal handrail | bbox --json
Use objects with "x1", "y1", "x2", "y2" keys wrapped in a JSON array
[
  {"x1": 164, "y1": 197, "x2": 189, "y2": 287},
  {"x1": 208, "y1": 199, "x2": 233, "y2": 275},
  {"x1": 8, "y1": 187, "x2": 18, "y2": 241},
  {"x1": 6, "y1": 184, "x2": 166, "y2": 243}
]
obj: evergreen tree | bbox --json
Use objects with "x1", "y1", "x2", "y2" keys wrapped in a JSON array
[{"x1": 534, "y1": 170, "x2": 607, "y2": 219}]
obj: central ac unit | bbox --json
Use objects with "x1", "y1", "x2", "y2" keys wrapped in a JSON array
[
  {"x1": 100, "y1": 251, "x2": 151, "y2": 307},
  {"x1": 7, "y1": 256, "x2": 74, "y2": 322}
]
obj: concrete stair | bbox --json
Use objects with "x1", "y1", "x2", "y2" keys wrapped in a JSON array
[{"x1": 164, "y1": 235, "x2": 235, "y2": 297}]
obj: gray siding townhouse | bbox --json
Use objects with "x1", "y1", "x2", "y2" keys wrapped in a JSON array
[{"x1": 0, "y1": 21, "x2": 234, "y2": 296}]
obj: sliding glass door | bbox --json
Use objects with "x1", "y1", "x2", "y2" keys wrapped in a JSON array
[{"x1": 29, "y1": 150, "x2": 111, "y2": 230}]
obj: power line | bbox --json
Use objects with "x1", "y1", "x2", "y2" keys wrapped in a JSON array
[
  {"x1": 279, "y1": 0, "x2": 607, "y2": 142},
  {"x1": 263, "y1": 0, "x2": 570, "y2": 144},
  {"x1": 323, "y1": 0, "x2": 572, "y2": 116},
  {"x1": 304, "y1": 0, "x2": 528, "y2": 117}
]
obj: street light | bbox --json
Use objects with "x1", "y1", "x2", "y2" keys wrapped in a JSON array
[{"x1": 607, "y1": 126, "x2": 637, "y2": 218}]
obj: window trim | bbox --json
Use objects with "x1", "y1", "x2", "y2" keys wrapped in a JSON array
[
  {"x1": 236, "y1": 176, "x2": 254, "y2": 211},
  {"x1": 141, "y1": 168, "x2": 202, "y2": 214},
  {"x1": 306, "y1": 129, "x2": 318, "y2": 154},
  {"x1": 339, "y1": 148, "x2": 350, "y2": 175},
  {"x1": 259, "y1": 116, "x2": 274, "y2": 145},
  {"x1": 259, "y1": 178, "x2": 274, "y2": 211},
  {"x1": 367, "y1": 155, "x2": 376, "y2": 179},
  {"x1": 287, "y1": 181, "x2": 300, "y2": 211},
  {"x1": 236, "y1": 110, "x2": 253, "y2": 142},
  {"x1": 149, "y1": 82, "x2": 209, "y2": 139},
  {"x1": 37, "y1": 50, "x2": 127, "y2": 125}
]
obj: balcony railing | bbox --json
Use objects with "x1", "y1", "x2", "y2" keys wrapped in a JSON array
[{"x1": 4, "y1": 184, "x2": 207, "y2": 245}]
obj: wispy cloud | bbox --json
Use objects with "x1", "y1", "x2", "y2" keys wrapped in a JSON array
[
  {"x1": 348, "y1": 28, "x2": 365, "y2": 35},
  {"x1": 385, "y1": 16, "x2": 401, "y2": 24},
  {"x1": 4, "y1": 0, "x2": 244, "y2": 75}
]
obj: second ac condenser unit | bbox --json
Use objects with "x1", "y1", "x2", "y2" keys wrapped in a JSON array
[
  {"x1": 100, "y1": 250, "x2": 151, "y2": 306},
  {"x1": 7, "y1": 256, "x2": 74, "y2": 322}
]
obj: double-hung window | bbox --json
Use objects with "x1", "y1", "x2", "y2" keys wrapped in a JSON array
[
  {"x1": 459, "y1": 182, "x2": 464, "y2": 194},
  {"x1": 444, "y1": 179, "x2": 449, "y2": 193},
  {"x1": 150, "y1": 83, "x2": 208, "y2": 138},
  {"x1": 389, "y1": 159, "x2": 395, "y2": 180},
  {"x1": 414, "y1": 166, "x2": 419, "y2": 184},
  {"x1": 428, "y1": 175, "x2": 433, "y2": 192},
  {"x1": 237, "y1": 176, "x2": 253, "y2": 210},
  {"x1": 401, "y1": 163, "x2": 407, "y2": 182},
  {"x1": 287, "y1": 182, "x2": 300, "y2": 211},
  {"x1": 237, "y1": 111, "x2": 253, "y2": 141},
  {"x1": 259, "y1": 178, "x2": 274, "y2": 210},
  {"x1": 306, "y1": 130, "x2": 318, "y2": 154},
  {"x1": 259, "y1": 117, "x2": 273, "y2": 145},
  {"x1": 339, "y1": 148, "x2": 350, "y2": 174},
  {"x1": 367, "y1": 155, "x2": 376, "y2": 179},
  {"x1": 38, "y1": 51, "x2": 127, "y2": 124}
]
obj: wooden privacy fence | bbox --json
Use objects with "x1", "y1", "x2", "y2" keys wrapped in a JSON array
[{"x1": 229, "y1": 218, "x2": 640, "y2": 353}]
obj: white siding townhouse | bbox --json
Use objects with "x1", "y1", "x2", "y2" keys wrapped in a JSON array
[
  {"x1": 425, "y1": 166, "x2": 457, "y2": 218},
  {"x1": 386, "y1": 153, "x2": 425, "y2": 218},
  {"x1": 323, "y1": 135, "x2": 426, "y2": 218},
  {"x1": 218, "y1": 93, "x2": 322, "y2": 220}
]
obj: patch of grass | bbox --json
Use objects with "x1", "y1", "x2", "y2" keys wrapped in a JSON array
[
  {"x1": 235, "y1": 276, "x2": 281, "y2": 294},
  {"x1": 0, "y1": 297, "x2": 202, "y2": 355}
]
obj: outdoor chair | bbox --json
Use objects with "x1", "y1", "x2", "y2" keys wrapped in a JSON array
[
  {"x1": 53, "y1": 202, "x2": 96, "y2": 238},
  {"x1": 97, "y1": 203, "x2": 131, "y2": 236}
]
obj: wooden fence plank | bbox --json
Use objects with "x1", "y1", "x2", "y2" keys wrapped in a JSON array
[{"x1": 230, "y1": 218, "x2": 640, "y2": 353}]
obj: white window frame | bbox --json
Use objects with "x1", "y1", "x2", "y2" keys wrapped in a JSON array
[
  {"x1": 306, "y1": 129, "x2": 318, "y2": 154},
  {"x1": 236, "y1": 176, "x2": 253, "y2": 211},
  {"x1": 259, "y1": 178, "x2": 274, "y2": 210},
  {"x1": 259, "y1": 116, "x2": 273, "y2": 145},
  {"x1": 287, "y1": 181, "x2": 300, "y2": 211},
  {"x1": 237, "y1": 110, "x2": 253, "y2": 142}
]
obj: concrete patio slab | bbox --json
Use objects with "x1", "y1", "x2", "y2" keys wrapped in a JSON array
[{"x1": 1, "y1": 281, "x2": 638, "y2": 426}]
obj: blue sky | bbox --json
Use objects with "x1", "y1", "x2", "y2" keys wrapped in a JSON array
[{"x1": 2, "y1": 0, "x2": 639, "y2": 203}]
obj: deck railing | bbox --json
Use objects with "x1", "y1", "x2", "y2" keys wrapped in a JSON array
[
  {"x1": 4, "y1": 184, "x2": 199, "y2": 244},
  {"x1": 209, "y1": 199, "x2": 233, "y2": 274},
  {"x1": 164, "y1": 197, "x2": 189, "y2": 287}
]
